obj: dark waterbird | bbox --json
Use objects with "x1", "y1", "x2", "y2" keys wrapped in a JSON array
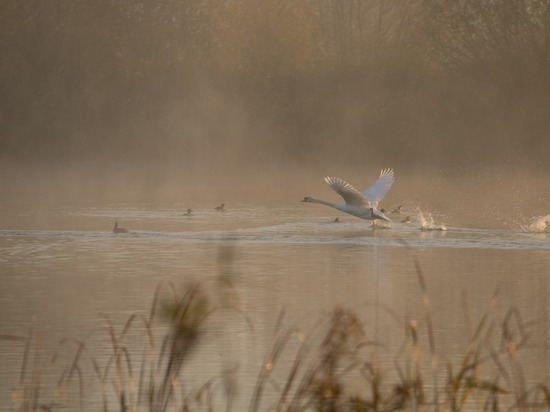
[{"x1": 113, "y1": 221, "x2": 129, "y2": 234}]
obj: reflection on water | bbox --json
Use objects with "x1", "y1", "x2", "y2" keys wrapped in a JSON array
[{"x1": 0, "y1": 205, "x2": 549, "y2": 409}]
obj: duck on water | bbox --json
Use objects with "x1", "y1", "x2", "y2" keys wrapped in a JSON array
[{"x1": 113, "y1": 222, "x2": 129, "y2": 234}]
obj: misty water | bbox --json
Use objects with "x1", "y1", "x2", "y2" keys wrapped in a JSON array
[
  {"x1": 4, "y1": 0, "x2": 550, "y2": 409},
  {"x1": 1, "y1": 201, "x2": 549, "y2": 410}
]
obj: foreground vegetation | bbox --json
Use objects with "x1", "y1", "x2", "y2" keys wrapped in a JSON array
[{"x1": 3, "y1": 260, "x2": 550, "y2": 411}]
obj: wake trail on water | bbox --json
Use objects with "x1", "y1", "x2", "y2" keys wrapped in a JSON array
[
  {"x1": 385, "y1": 205, "x2": 448, "y2": 231},
  {"x1": 416, "y1": 209, "x2": 447, "y2": 231},
  {"x1": 521, "y1": 215, "x2": 550, "y2": 233}
]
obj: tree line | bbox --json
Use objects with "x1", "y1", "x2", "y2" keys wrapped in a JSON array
[{"x1": 1, "y1": 0, "x2": 549, "y2": 170}]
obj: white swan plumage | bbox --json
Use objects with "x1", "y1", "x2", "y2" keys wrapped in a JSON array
[{"x1": 301, "y1": 168, "x2": 394, "y2": 222}]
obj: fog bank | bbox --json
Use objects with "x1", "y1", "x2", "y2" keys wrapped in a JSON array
[{"x1": 1, "y1": 1, "x2": 549, "y2": 226}]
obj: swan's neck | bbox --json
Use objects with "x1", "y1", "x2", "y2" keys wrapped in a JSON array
[{"x1": 310, "y1": 198, "x2": 339, "y2": 208}]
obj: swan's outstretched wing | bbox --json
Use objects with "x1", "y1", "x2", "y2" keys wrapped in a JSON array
[
  {"x1": 362, "y1": 168, "x2": 394, "y2": 208},
  {"x1": 324, "y1": 176, "x2": 369, "y2": 206}
]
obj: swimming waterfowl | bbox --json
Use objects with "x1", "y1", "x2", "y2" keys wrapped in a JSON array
[
  {"x1": 215, "y1": 203, "x2": 225, "y2": 212},
  {"x1": 302, "y1": 168, "x2": 394, "y2": 222},
  {"x1": 391, "y1": 205, "x2": 403, "y2": 214},
  {"x1": 183, "y1": 208, "x2": 192, "y2": 216},
  {"x1": 113, "y1": 221, "x2": 129, "y2": 234}
]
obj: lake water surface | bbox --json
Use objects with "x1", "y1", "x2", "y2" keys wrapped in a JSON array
[{"x1": 1, "y1": 204, "x2": 549, "y2": 410}]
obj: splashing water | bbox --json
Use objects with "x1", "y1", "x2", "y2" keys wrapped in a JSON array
[
  {"x1": 522, "y1": 215, "x2": 550, "y2": 233},
  {"x1": 417, "y1": 209, "x2": 447, "y2": 231}
]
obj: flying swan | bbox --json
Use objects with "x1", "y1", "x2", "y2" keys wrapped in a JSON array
[{"x1": 301, "y1": 168, "x2": 394, "y2": 222}]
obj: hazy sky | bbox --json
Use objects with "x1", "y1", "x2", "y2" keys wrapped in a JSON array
[{"x1": 1, "y1": 0, "x2": 549, "y2": 215}]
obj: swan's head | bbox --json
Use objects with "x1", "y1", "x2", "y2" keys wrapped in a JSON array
[{"x1": 301, "y1": 197, "x2": 314, "y2": 203}]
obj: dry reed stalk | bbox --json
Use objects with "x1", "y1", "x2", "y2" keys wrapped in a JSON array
[
  {"x1": 249, "y1": 310, "x2": 291, "y2": 412},
  {"x1": 414, "y1": 258, "x2": 437, "y2": 409},
  {"x1": 100, "y1": 313, "x2": 134, "y2": 411}
]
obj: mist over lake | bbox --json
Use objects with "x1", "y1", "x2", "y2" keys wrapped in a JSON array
[{"x1": 1, "y1": 1, "x2": 550, "y2": 410}]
